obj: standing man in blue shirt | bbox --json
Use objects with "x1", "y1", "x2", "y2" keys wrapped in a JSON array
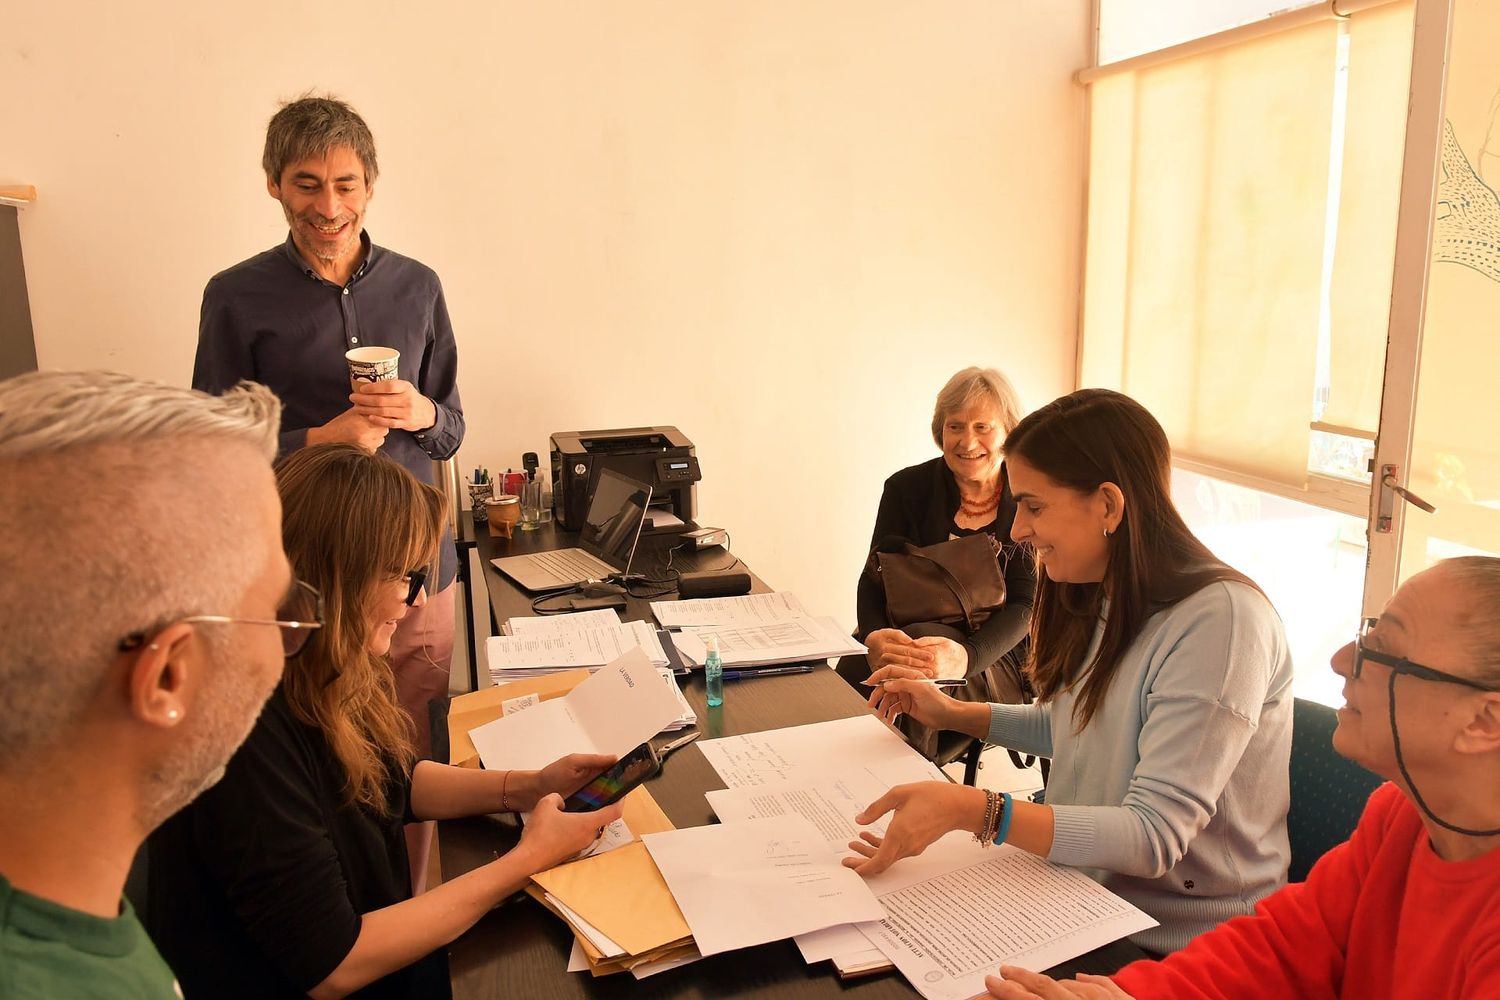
[{"x1": 192, "y1": 94, "x2": 464, "y2": 831}]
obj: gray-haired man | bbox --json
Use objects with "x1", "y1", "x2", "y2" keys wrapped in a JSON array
[{"x1": 0, "y1": 371, "x2": 299, "y2": 998}]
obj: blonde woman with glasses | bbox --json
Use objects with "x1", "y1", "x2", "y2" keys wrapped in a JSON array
[{"x1": 148, "y1": 444, "x2": 620, "y2": 1000}]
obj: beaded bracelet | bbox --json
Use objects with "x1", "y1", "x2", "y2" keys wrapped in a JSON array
[
  {"x1": 975, "y1": 789, "x2": 997, "y2": 845},
  {"x1": 993, "y1": 791, "x2": 1014, "y2": 846}
]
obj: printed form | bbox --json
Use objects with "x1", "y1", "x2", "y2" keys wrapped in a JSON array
[
  {"x1": 671, "y1": 615, "x2": 863, "y2": 667},
  {"x1": 649, "y1": 591, "x2": 809, "y2": 628},
  {"x1": 696, "y1": 714, "x2": 1156, "y2": 995},
  {"x1": 859, "y1": 847, "x2": 1157, "y2": 1000},
  {"x1": 486, "y1": 620, "x2": 668, "y2": 673}
]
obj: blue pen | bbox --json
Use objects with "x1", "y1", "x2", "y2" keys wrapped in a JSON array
[{"x1": 722, "y1": 664, "x2": 815, "y2": 681}]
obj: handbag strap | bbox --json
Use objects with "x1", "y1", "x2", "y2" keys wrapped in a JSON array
[{"x1": 898, "y1": 544, "x2": 982, "y2": 631}]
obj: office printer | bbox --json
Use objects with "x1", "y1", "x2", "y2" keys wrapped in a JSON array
[{"x1": 550, "y1": 426, "x2": 702, "y2": 531}]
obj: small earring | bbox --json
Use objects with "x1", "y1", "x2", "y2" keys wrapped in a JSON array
[
  {"x1": 166, "y1": 708, "x2": 180, "y2": 721},
  {"x1": 1103, "y1": 527, "x2": 1112, "y2": 538},
  {"x1": 149, "y1": 643, "x2": 161, "y2": 652}
]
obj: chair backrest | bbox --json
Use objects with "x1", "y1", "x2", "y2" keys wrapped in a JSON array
[{"x1": 1287, "y1": 698, "x2": 1384, "y2": 882}]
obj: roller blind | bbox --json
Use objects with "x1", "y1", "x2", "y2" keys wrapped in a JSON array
[{"x1": 1081, "y1": 3, "x2": 1414, "y2": 489}]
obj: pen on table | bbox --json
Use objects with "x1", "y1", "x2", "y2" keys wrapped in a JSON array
[
  {"x1": 722, "y1": 664, "x2": 815, "y2": 680},
  {"x1": 860, "y1": 676, "x2": 966, "y2": 687}
]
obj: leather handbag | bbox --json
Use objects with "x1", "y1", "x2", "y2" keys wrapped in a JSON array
[{"x1": 872, "y1": 533, "x2": 1007, "y2": 632}]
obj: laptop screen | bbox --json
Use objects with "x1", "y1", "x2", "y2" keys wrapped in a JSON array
[{"x1": 579, "y1": 469, "x2": 653, "y2": 572}]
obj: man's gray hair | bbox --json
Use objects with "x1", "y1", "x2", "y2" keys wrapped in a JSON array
[
  {"x1": 930, "y1": 367, "x2": 1024, "y2": 447},
  {"x1": 0, "y1": 372, "x2": 282, "y2": 761},
  {"x1": 263, "y1": 92, "x2": 379, "y2": 186},
  {"x1": 1441, "y1": 556, "x2": 1500, "y2": 686},
  {"x1": 0, "y1": 371, "x2": 279, "y2": 460}
]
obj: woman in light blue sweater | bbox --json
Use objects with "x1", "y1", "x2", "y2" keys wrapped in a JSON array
[{"x1": 847, "y1": 389, "x2": 1293, "y2": 955}]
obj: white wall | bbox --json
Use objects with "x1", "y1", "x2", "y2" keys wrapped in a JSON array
[{"x1": 4, "y1": 1, "x2": 1087, "y2": 633}]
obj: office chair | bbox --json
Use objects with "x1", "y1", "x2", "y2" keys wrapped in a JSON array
[{"x1": 1287, "y1": 697, "x2": 1383, "y2": 882}]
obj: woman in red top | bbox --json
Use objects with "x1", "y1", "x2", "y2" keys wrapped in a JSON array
[{"x1": 985, "y1": 556, "x2": 1500, "y2": 1000}]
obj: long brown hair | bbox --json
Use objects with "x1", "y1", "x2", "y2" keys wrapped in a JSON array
[
  {"x1": 1004, "y1": 389, "x2": 1262, "y2": 729},
  {"x1": 275, "y1": 444, "x2": 445, "y2": 814}
]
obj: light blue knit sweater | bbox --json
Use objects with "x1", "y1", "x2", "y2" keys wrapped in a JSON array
[{"x1": 988, "y1": 581, "x2": 1293, "y2": 954}]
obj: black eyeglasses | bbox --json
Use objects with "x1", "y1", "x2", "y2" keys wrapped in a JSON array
[
  {"x1": 118, "y1": 579, "x2": 325, "y2": 659},
  {"x1": 1353, "y1": 618, "x2": 1497, "y2": 692},
  {"x1": 403, "y1": 569, "x2": 427, "y2": 607}
]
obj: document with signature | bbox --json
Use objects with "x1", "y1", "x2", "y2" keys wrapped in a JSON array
[{"x1": 641, "y1": 815, "x2": 886, "y2": 957}]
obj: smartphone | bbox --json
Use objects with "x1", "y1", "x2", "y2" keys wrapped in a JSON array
[{"x1": 561, "y1": 742, "x2": 662, "y2": 812}]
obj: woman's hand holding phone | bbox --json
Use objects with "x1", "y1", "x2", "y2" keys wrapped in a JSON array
[
  {"x1": 514, "y1": 794, "x2": 625, "y2": 873},
  {"x1": 537, "y1": 753, "x2": 618, "y2": 802}
]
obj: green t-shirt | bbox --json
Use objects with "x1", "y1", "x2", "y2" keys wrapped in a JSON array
[{"x1": 0, "y1": 873, "x2": 180, "y2": 999}]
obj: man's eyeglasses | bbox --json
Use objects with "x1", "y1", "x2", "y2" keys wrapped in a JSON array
[
  {"x1": 118, "y1": 579, "x2": 325, "y2": 659},
  {"x1": 403, "y1": 569, "x2": 427, "y2": 607},
  {"x1": 1353, "y1": 618, "x2": 1497, "y2": 692}
]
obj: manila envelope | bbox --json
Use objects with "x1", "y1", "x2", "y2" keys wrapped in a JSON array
[
  {"x1": 446, "y1": 669, "x2": 589, "y2": 768},
  {"x1": 532, "y1": 792, "x2": 691, "y2": 957}
]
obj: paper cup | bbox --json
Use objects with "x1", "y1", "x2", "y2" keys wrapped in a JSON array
[{"x1": 345, "y1": 346, "x2": 400, "y2": 389}]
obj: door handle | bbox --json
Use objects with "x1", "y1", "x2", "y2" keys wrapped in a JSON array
[{"x1": 1376, "y1": 464, "x2": 1438, "y2": 533}]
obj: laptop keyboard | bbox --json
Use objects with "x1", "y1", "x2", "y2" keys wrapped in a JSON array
[{"x1": 531, "y1": 548, "x2": 613, "y2": 583}]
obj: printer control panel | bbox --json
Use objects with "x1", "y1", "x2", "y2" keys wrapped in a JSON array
[{"x1": 655, "y1": 455, "x2": 701, "y2": 484}]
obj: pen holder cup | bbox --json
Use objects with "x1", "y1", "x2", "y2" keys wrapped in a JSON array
[
  {"x1": 486, "y1": 495, "x2": 521, "y2": 539},
  {"x1": 467, "y1": 482, "x2": 494, "y2": 521}
]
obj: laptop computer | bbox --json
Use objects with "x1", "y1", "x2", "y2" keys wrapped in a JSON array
[{"x1": 490, "y1": 469, "x2": 653, "y2": 592}]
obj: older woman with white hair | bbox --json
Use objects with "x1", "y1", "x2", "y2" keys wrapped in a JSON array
[{"x1": 836, "y1": 367, "x2": 1037, "y2": 757}]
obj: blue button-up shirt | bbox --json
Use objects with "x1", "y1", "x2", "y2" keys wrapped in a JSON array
[{"x1": 192, "y1": 231, "x2": 464, "y2": 587}]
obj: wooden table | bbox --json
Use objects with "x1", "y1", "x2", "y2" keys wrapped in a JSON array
[{"x1": 444, "y1": 529, "x2": 1146, "y2": 997}]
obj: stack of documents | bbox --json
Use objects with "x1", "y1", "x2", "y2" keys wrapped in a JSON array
[
  {"x1": 650, "y1": 592, "x2": 810, "y2": 628},
  {"x1": 696, "y1": 715, "x2": 1157, "y2": 1000},
  {"x1": 488, "y1": 613, "x2": 669, "y2": 681},
  {"x1": 530, "y1": 784, "x2": 702, "y2": 977},
  {"x1": 672, "y1": 616, "x2": 865, "y2": 668},
  {"x1": 653, "y1": 592, "x2": 865, "y2": 668}
]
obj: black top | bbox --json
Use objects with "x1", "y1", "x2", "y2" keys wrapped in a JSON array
[
  {"x1": 145, "y1": 688, "x2": 450, "y2": 1000},
  {"x1": 856, "y1": 457, "x2": 1036, "y2": 676},
  {"x1": 192, "y1": 232, "x2": 463, "y2": 588}
]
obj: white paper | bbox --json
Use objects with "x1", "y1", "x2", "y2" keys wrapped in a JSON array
[
  {"x1": 794, "y1": 923, "x2": 876, "y2": 964},
  {"x1": 706, "y1": 773, "x2": 898, "y2": 849},
  {"x1": 629, "y1": 950, "x2": 703, "y2": 979},
  {"x1": 545, "y1": 892, "x2": 625, "y2": 958},
  {"x1": 856, "y1": 848, "x2": 1158, "y2": 1000},
  {"x1": 506, "y1": 608, "x2": 622, "y2": 635},
  {"x1": 567, "y1": 939, "x2": 590, "y2": 972},
  {"x1": 656, "y1": 667, "x2": 696, "y2": 732},
  {"x1": 671, "y1": 615, "x2": 864, "y2": 668},
  {"x1": 651, "y1": 592, "x2": 810, "y2": 628},
  {"x1": 642, "y1": 815, "x2": 887, "y2": 957},
  {"x1": 698, "y1": 714, "x2": 943, "y2": 790},
  {"x1": 576, "y1": 817, "x2": 634, "y2": 859},
  {"x1": 486, "y1": 620, "x2": 667, "y2": 674},
  {"x1": 469, "y1": 648, "x2": 684, "y2": 771},
  {"x1": 501, "y1": 692, "x2": 539, "y2": 716}
]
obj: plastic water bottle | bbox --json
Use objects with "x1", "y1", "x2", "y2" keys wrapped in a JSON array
[{"x1": 705, "y1": 636, "x2": 724, "y2": 708}]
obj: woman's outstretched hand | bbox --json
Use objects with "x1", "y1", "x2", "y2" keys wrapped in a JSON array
[{"x1": 842, "y1": 781, "x2": 984, "y2": 876}]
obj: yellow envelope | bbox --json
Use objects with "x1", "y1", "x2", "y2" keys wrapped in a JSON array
[
  {"x1": 532, "y1": 798, "x2": 692, "y2": 957},
  {"x1": 446, "y1": 670, "x2": 590, "y2": 768}
]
